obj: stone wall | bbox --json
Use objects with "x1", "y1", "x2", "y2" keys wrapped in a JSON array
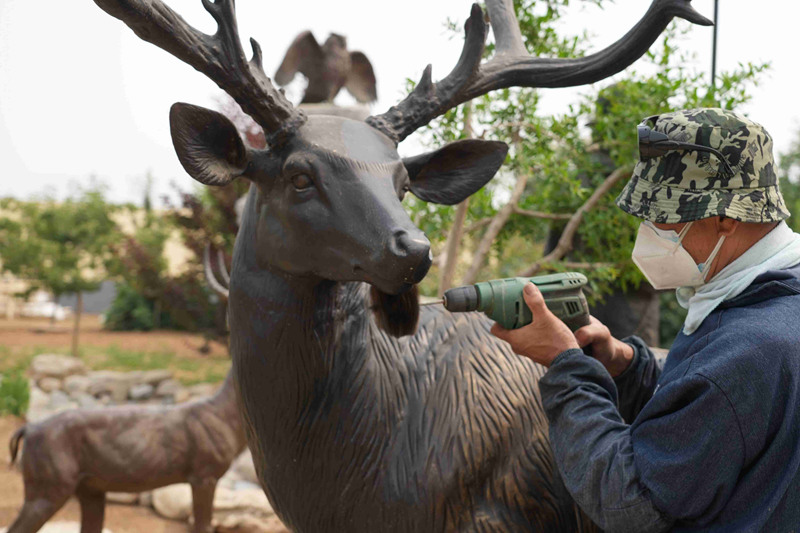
[{"x1": 26, "y1": 354, "x2": 216, "y2": 423}]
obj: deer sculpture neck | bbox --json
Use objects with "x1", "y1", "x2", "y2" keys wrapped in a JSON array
[{"x1": 230, "y1": 188, "x2": 404, "y2": 441}]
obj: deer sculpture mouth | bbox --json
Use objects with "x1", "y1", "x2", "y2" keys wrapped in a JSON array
[{"x1": 358, "y1": 249, "x2": 431, "y2": 338}]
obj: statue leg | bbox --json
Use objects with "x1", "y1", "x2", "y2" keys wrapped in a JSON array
[
  {"x1": 190, "y1": 478, "x2": 217, "y2": 533},
  {"x1": 6, "y1": 494, "x2": 70, "y2": 533},
  {"x1": 77, "y1": 488, "x2": 106, "y2": 533}
]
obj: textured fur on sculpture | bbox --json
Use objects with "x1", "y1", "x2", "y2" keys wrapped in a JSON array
[
  {"x1": 89, "y1": 0, "x2": 713, "y2": 530},
  {"x1": 6, "y1": 372, "x2": 245, "y2": 533}
]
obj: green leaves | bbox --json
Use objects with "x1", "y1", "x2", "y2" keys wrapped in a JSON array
[
  {"x1": 0, "y1": 186, "x2": 119, "y2": 297},
  {"x1": 403, "y1": 1, "x2": 767, "y2": 318}
]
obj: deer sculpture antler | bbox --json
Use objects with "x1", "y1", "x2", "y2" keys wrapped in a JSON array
[
  {"x1": 93, "y1": 0, "x2": 306, "y2": 147},
  {"x1": 96, "y1": 0, "x2": 710, "y2": 147},
  {"x1": 367, "y1": 0, "x2": 713, "y2": 143}
]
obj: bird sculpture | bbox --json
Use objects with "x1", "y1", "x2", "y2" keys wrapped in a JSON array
[{"x1": 275, "y1": 31, "x2": 377, "y2": 104}]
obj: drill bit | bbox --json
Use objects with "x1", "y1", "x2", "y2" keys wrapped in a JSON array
[{"x1": 420, "y1": 300, "x2": 444, "y2": 306}]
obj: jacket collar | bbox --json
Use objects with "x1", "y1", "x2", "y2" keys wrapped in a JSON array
[{"x1": 720, "y1": 262, "x2": 800, "y2": 310}]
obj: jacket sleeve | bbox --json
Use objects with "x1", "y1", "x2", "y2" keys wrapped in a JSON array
[
  {"x1": 540, "y1": 349, "x2": 745, "y2": 532},
  {"x1": 613, "y1": 336, "x2": 661, "y2": 424}
]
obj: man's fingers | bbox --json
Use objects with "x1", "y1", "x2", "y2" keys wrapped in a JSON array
[
  {"x1": 490, "y1": 322, "x2": 510, "y2": 342},
  {"x1": 574, "y1": 317, "x2": 609, "y2": 347},
  {"x1": 522, "y1": 283, "x2": 548, "y2": 315}
]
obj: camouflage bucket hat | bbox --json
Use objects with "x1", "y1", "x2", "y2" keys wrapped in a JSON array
[{"x1": 615, "y1": 108, "x2": 790, "y2": 224}]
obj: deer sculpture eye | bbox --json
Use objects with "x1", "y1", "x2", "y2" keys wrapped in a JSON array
[{"x1": 291, "y1": 173, "x2": 313, "y2": 191}]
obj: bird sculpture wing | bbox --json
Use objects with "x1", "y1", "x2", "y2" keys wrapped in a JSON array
[
  {"x1": 274, "y1": 31, "x2": 324, "y2": 86},
  {"x1": 345, "y1": 51, "x2": 377, "y2": 103}
]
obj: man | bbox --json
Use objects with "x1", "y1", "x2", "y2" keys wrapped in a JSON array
[{"x1": 492, "y1": 108, "x2": 800, "y2": 532}]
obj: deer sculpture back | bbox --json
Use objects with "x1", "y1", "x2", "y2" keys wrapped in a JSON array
[{"x1": 92, "y1": 1, "x2": 711, "y2": 530}]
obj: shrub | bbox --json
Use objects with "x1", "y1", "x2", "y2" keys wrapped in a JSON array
[
  {"x1": 105, "y1": 282, "x2": 155, "y2": 331},
  {"x1": 0, "y1": 371, "x2": 30, "y2": 417}
]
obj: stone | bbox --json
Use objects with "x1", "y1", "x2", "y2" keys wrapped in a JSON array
[
  {"x1": 87, "y1": 371, "x2": 130, "y2": 404},
  {"x1": 64, "y1": 374, "x2": 91, "y2": 396},
  {"x1": 30, "y1": 354, "x2": 86, "y2": 379},
  {"x1": 234, "y1": 480, "x2": 262, "y2": 492},
  {"x1": 174, "y1": 387, "x2": 191, "y2": 404},
  {"x1": 25, "y1": 385, "x2": 53, "y2": 422},
  {"x1": 49, "y1": 390, "x2": 73, "y2": 410},
  {"x1": 139, "y1": 491, "x2": 153, "y2": 508},
  {"x1": 212, "y1": 486, "x2": 273, "y2": 517},
  {"x1": 140, "y1": 369, "x2": 173, "y2": 385},
  {"x1": 75, "y1": 393, "x2": 99, "y2": 408},
  {"x1": 230, "y1": 450, "x2": 260, "y2": 485},
  {"x1": 152, "y1": 484, "x2": 192, "y2": 521},
  {"x1": 215, "y1": 513, "x2": 290, "y2": 533},
  {"x1": 106, "y1": 492, "x2": 139, "y2": 505},
  {"x1": 128, "y1": 383, "x2": 154, "y2": 401},
  {"x1": 28, "y1": 384, "x2": 50, "y2": 409},
  {"x1": 155, "y1": 379, "x2": 181, "y2": 397},
  {"x1": 37, "y1": 377, "x2": 62, "y2": 393},
  {"x1": 188, "y1": 382, "x2": 217, "y2": 398},
  {"x1": 0, "y1": 522, "x2": 112, "y2": 533}
]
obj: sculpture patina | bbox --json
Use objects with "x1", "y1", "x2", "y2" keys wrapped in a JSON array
[
  {"x1": 6, "y1": 371, "x2": 245, "y2": 533},
  {"x1": 88, "y1": 1, "x2": 712, "y2": 531},
  {"x1": 275, "y1": 31, "x2": 377, "y2": 104}
]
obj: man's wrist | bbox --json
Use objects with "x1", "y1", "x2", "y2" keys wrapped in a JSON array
[{"x1": 607, "y1": 340, "x2": 635, "y2": 378}]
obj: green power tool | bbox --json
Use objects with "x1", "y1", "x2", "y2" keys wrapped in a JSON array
[{"x1": 424, "y1": 272, "x2": 591, "y2": 331}]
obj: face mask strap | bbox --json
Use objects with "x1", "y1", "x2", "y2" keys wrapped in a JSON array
[
  {"x1": 701, "y1": 234, "x2": 727, "y2": 281},
  {"x1": 676, "y1": 221, "x2": 693, "y2": 243}
]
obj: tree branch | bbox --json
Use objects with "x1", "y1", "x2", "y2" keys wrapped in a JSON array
[
  {"x1": 462, "y1": 169, "x2": 529, "y2": 285},
  {"x1": 511, "y1": 206, "x2": 572, "y2": 220},
  {"x1": 438, "y1": 102, "x2": 474, "y2": 295},
  {"x1": 518, "y1": 166, "x2": 631, "y2": 277}
]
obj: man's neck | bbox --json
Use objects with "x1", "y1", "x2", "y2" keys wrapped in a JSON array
[{"x1": 708, "y1": 221, "x2": 780, "y2": 279}]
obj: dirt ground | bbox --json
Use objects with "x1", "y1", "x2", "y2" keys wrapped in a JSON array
[
  {"x1": 0, "y1": 415, "x2": 187, "y2": 533},
  {"x1": 0, "y1": 315, "x2": 228, "y2": 359}
]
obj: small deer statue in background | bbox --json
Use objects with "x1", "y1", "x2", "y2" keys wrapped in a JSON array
[
  {"x1": 91, "y1": 0, "x2": 711, "y2": 531},
  {"x1": 7, "y1": 370, "x2": 246, "y2": 533}
]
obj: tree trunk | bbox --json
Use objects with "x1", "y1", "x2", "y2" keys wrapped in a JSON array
[
  {"x1": 153, "y1": 298, "x2": 161, "y2": 330},
  {"x1": 461, "y1": 172, "x2": 529, "y2": 286},
  {"x1": 51, "y1": 293, "x2": 59, "y2": 325},
  {"x1": 71, "y1": 292, "x2": 83, "y2": 357},
  {"x1": 437, "y1": 102, "x2": 473, "y2": 295},
  {"x1": 438, "y1": 199, "x2": 470, "y2": 295},
  {"x1": 518, "y1": 167, "x2": 631, "y2": 277}
]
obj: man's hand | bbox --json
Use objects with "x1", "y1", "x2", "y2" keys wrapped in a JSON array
[
  {"x1": 490, "y1": 282, "x2": 579, "y2": 367},
  {"x1": 574, "y1": 316, "x2": 634, "y2": 377}
]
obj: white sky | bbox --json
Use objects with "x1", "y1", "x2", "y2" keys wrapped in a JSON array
[{"x1": 1, "y1": 0, "x2": 797, "y2": 207}]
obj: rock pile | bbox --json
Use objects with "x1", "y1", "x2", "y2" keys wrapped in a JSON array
[{"x1": 25, "y1": 354, "x2": 210, "y2": 423}]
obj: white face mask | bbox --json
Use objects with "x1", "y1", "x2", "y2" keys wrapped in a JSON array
[{"x1": 631, "y1": 221, "x2": 726, "y2": 290}]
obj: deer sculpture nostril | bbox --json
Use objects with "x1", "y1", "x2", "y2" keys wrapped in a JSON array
[
  {"x1": 390, "y1": 230, "x2": 430, "y2": 259},
  {"x1": 389, "y1": 230, "x2": 432, "y2": 284}
]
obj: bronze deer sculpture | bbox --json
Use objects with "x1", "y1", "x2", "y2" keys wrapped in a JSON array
[
  {"x1": 7, "y1": 371, "x2": 246, "y2": 533},
  {"x1": 89, "y1": 1, "x2": 711, "y2": 531}
]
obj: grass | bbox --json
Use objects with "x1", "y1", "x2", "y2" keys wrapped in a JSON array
[
  {"x1": 0, "y1": 370, "x2": 30, "y2": 416},
  {"x1": 0, "y1": 343, "x2": 229, "y2": 385}
]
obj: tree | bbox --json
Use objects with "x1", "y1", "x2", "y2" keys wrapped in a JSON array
[
  {"x1": 0, "y1": 186, "x2": 119, "y2": 355},
  {"x1": 779, "y1": 130, "x2": 800, "y2": 234},
  {"x1": 408, "y1": 2, "x2": 767, "y2": 346}
]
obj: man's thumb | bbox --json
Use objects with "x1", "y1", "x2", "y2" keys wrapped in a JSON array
[{"x1": 523, "y1": 282, "x2": 547, "y2": 313}]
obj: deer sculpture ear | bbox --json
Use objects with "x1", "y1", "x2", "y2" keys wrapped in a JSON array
[
  {"x1": 169, "y1": 102, "x2": 249, "y2": 186},
  {"x1": 402, "y1": 139, "x2": 508, "y2": 205}
]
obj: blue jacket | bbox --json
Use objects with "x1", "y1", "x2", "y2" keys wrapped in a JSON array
[{"x1": 540, "y1": 264, "x2": 800, "y2": 532}]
